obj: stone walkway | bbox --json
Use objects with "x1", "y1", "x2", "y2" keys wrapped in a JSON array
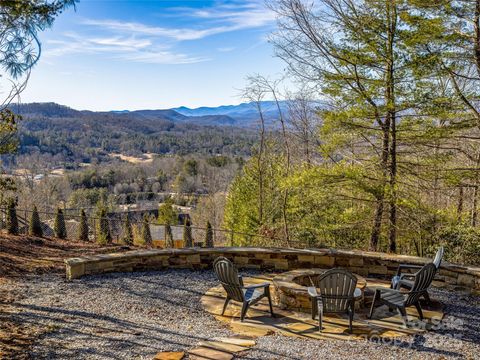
[{"x1": 154, "y1": 336, "x2": 256, "y2": 359}]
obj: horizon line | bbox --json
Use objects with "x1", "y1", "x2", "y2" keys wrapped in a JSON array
[{"x1": 13, "y1": 99, "x2": 284, "y2": 113}]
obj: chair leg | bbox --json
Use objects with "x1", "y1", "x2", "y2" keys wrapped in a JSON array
[
  {"x1": 415, "y1": 302, "x2": 424, "y2": 320},
  {"x1": 369, "y1": 289, "x2": 379, "y2": 319},
  {"x1": 221, "y1": 296, "x2": 231, "y2": 316},
  {"x1": 423, "y1": 291, "x2": 431, "y2": 305},
  {"x1": 318, "y1": 307, "x2": 323, "y2": 332},
  {"x1": 398, "y1": 306, "x2": 408, "y2": 328},
  {"x1": 348, "y1": 308, "x2": 353, "y2": 334},
  {"x1": 266, "y1": 291, "x2": 275, "y2": 318},
  {"x1": 311, "y1": 297, "x2": 317, "y2": 320},
  {"x1": 240, "y1": 302, "x2": 249, "y2": 322}
]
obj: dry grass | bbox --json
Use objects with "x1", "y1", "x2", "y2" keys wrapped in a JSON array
[
  {"x1": 0, "y1": 234, "x2": 130, "y2": 278},
  {"x1": 108, "y1": 152, "x2": 156, "y2": 164}
]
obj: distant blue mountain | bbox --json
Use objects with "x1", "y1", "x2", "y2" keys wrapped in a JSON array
[
  {"x1": 13, "y1": 101, "x2": 294, "y2": 128},
  {"x1": 173, "y1": 101, "x2": 289, "y2": 126}
]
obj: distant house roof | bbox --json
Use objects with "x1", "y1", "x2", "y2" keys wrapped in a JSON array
[{"x1": 149, "y1": 224, "x2": 184, "y2": 241}]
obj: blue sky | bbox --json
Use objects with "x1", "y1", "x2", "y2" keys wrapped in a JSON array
[{"x1": 20, "y1": 0, "x2": 285, "y2": 111}]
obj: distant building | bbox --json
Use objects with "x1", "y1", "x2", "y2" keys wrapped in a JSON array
[{"x1": 106, "y1": 209, "x2": 190, "y2": 225}]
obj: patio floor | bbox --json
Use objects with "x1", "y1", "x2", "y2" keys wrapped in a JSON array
[{"x1": 201, "y1": 274, "x2": 445, "y2": 341}]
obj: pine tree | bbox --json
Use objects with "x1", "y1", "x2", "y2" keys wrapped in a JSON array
[
  {"x1": 183, "y1": 218, "x2": 193, "y2": 247},
  {"x1": 96, "y1": 208, "x2": 111, "y2": 245},
  {"x1": 141, "y1": 215, "x2": 152, "y2": 246},
  {"x1": 77, "y1": 209, "x2": 89, "y2": 242},
  {"x1": 29, "y1": 205, "x2": 43, "y2": 237},
  {"x1": 205, "y1": 221, "x2": 213, "y2": 248},
  {"x1": 165, "y1": 223, "x2": 173, "y2": 248},
  {"x1": 6, "y1": 198, "x2": 18, "y2": 235},
  {"x1": 158, "y1": 197, "x2": 177, "y2": 224},
  {"x1": 121, "y1": 215, "x2": 133, "y2": 245},
  {"x1": 54, "y1": 208, "x2": 67, "y2": 239}
]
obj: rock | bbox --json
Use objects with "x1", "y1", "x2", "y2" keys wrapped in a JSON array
[
  {"x1": 197, "y1": 340, "x2": 249, "y2": 353},
  {"x1": 212, "y1": 337, "x2": 256, "y2": 347},
  {"x1": 153, "y1": 351, "x2": 184, "y2": 360},
  {"x1": 188, "y1": 346, "x2": 233, "y2": 360}
]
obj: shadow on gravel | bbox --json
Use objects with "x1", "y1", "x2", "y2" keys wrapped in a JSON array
[
  {"x1": 6, "y1": 301, "x2": 291, "y2": 359},
  {"x1": 362, "y1": 288, "x2": 480, "y2": 358},
  {"x1": 367, "y1": 334, "x2": 462, "y2": 358}
]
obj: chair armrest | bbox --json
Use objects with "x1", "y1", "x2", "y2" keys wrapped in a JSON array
[
  {"x1": 396, "y1": 264, "x2": 422, "y2": 276},
  {"x1": 399, "y1": 273, "x2": 416, "y2": 280},
  {"x1": 243, "y1": 282, "x2": 270, "y2": 290},
  {"x1": 377, "y1": 287, "x2": 402, "y2": 296},
  {"x1": 307, "y1": 286, "x2": 318, "y2": 298}
]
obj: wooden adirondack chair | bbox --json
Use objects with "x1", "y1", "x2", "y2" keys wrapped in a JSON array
[
  {"x1": 213, "y1": 256, "x2": 274, "y2": 322},
  {"x1": 391, "y1": 246, "x2": 444, "y2": 303},
  {"x1": 308, "y1": 268, "x2": 357, "y2": 333},
  {"x1": 369, "y1": 262, "x2": 437, "y2": 327}
]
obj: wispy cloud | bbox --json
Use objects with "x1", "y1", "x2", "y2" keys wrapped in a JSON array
[
  {"x1": 119, "y1": 51, "x2": 208, "y2": 65},
  {"x1": 218, "y1": 46, "x2": 236, "y2": 52},
  {"x1": 82, "y1": 1, "x2": 275, "y2": 41},
  {"x1": 89, "y1": 37, "x2": 151, "y2": 49},
  {"x1": 186, "y1": 1, "x2": 275, "y2": 29},
  {"x1": 45, "y1": 32, "x2": 208, "y2": 64},
  {"x1": 82, "y1": 19, "x2": 228, "y2": 41},
  {"x1": 44, "y1": 1, "x2": 274, "y2": 64}
]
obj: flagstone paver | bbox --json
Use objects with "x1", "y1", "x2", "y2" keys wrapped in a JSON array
[
  {"x1": 152, "y1": 351, "x2": 185, "y2": 360},
  {"x1": 201, "y1": 276, "x2": 444, "y2": 341},
  {"x1": 211, "y1": 336, "x2": 256, "y2": 347},
  {"x1": 197, "y1": 340, "x2": 250, "y2": 353},
  {"x1": 187, "y1": 335, "x2": 256, "y2": 359},
  {"x1": 188, "y1": 346, "x2": 234, "y2": 360}
]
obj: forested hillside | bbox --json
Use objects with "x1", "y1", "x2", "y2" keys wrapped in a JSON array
[{"x1": 10, "y1": 103, "x2": 258, "y2": 167}]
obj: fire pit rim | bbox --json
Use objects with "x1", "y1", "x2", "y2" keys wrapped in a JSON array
[{"x1": 272, "y1": 268, "x2": 367, "y2": 296}]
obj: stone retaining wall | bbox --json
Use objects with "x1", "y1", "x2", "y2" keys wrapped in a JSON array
[{"x1": 65, "y1": 247, "x2": 480, "y2": 294}]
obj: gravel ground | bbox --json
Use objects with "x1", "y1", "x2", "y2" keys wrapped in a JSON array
[{"x1": 3, "y1": 269, "x2": 480, "y2": 359}]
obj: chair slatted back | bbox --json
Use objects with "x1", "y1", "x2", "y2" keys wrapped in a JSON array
[
  {"x1": 317, "y1": 269, "x2": 357, "y2": 313},
  {"x1": 213, "y1": 257, "x2": 244, "y2": 302},
  {"x1": 405, "y1": 262, "x2": 437, "y2": 306},
  {"x1": 433, "y1": 247, "x2": 444, "y2": 269}
]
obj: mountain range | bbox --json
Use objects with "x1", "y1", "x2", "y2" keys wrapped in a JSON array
[
  {"x1": 172, "y1": 101, "x2": 288, "y2": 124},
  {"x1": 12, "y1": 100, "x2": 290, "y2": 128}
]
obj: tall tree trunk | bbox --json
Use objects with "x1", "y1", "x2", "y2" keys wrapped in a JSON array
[
  {"x1": 457, "y1": 186, "x2": 464, "y2": 218},
  {"x1": 472, "y1": 1, "x2": 480, "y2": 228},
  {"x1": 370, "y1": 198, "x2": 384, "y2": 251},
  {"x1": 255, "y1": 102, "x2": 266, "y2": 225},
  {"x1": 472, "y1": 186, "x2": 478, "y2": 227},
  {"x1": 272, "y1": 89, "x2": 291, "y2": 246},
  {"x1": 387, "y1": 0, "x2": 398, "y2": 253},
  {"x1": 472, "y1": 153, "x2": 480, "y2": 227},
  {"x1": 371, "y1": 0, "x2": 398, "y2": 252},
  {"x1": 388, "y1": 118, "x2": 397, "y2": 253},
  {"x1": 475, "y1": 0, "x2": 480, "y2": 78},
  {"x1": 369, "y1": 123, "x2": 390, "y2": 251}
]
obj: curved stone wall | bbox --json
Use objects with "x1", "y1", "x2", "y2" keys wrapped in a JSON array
[{"x1": 64, "y1": 247, "x2": 480, "y2": 294}]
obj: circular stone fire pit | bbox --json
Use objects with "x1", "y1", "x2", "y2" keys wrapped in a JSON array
[{"x1": 272, "y1": 268, "x2": 367, "y2": 313}]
